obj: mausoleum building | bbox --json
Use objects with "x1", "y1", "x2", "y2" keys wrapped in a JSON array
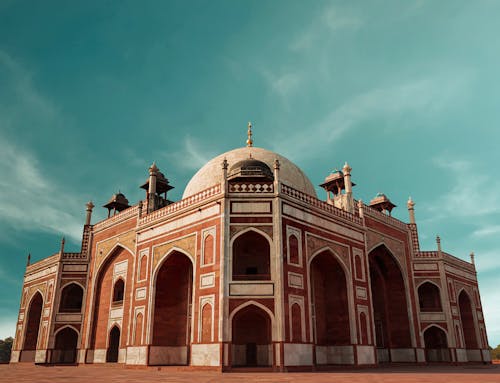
[{"x1": 10, "y1": 125, "x2": 491, "y2": 369}]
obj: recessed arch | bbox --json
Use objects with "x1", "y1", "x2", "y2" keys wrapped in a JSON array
[
  {"x1": 52, "y1": 326, "x2": 79, "y2": 364},
  {"x1": 369, "y1": 244, "x2": 412, "y2": 361},
  {"x1": 231, "y1": 228, "x2": 272, "y2": 281},
  {"x1": 59, "y1": 282, "x2": 84, "y2": 313},
  {"x1": 230, "y1": 302, "x2": 274, "y2": 367},
  {"x1": 22, "y1": 291, "x2": 44, "y2": 353},
  {"x1": 228, "y1": 300, "x2": 276, "y2": 340},
  {"x1": 423, "y1": 324, "x2": 450, "y2": 362},
  {"x1": 150, "y1": 249, "x2": 194, "y2": 365},
  {"x1": 112, "y1": 278, "x2": 125, "y2": 303},
  {"x1": 308, "y1": 248, "x2": 351, "y2": 348},
  {"x1": 418, "y1": 281, "x2": 442, "y2": 312},
  {"x1": 458, "y1": 290, "x2": 478, "y2": 349},
  {"x1": 88, "y1": 245, "x2": 133, "y2": 351},
  {"x1": 106, "y1": 325, "x2": 121, "y2": 363}
]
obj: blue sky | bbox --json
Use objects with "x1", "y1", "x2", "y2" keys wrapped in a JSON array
[{"x1": 1, "y1": 1, "x2": 499, "y2": 347}]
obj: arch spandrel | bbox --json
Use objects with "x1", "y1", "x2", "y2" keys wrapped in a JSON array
[
  {"x1": 305, "y1": 234, "x2": 350, "y2": 272},
  {"x1": 230, "y1": 225, "x2": 273, "y2": 240},
  {"x1": 366, "y1": 231, "x2": 407, "y2": 275},
  {"x1": 152, "y1": 234, "x2": 196, "y2": 271},
  {"x1": 95, "y1": 230, "x2": 136, "y2": 270}
]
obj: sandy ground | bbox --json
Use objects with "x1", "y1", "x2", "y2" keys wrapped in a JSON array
[{"x1": 1, "y1": 364, "x2": 500, "y2": 383}]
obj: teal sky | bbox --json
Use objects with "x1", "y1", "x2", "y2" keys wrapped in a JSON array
[{"x1": 1, "y1": 1, "x2": 499, "y2": 347}]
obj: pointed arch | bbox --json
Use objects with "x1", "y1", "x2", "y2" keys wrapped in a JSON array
[
  {"x1": 229, "y1": 300, "x2": 276, "y2": 341},
  {"x1": 112, "y1": 277, "x2": 125, "y2": 303},
  {"x1": 308, "y1": 247, "x2": 352, "y2": 348},
  {"x1": 231, "y1": 227, "x2": 272, "y2": 281},
  {"x1": 106, "y1": 325, "x2": 121, "y2": 363},
  {"x1": 53, "y1": 326, "x2": 79, "y2": 364},
  {"x1": 423, "y1": 324, "x2": 450, "y2": 362},
  {"x1": 59, "y1": 282, "x2": 84, "y2": 313},
  {"x1": 230, "y1": 301, "x2": 274, "y2": 367},
  {"x1": 149, "y1": 248, "x2": 194, "y2": 365},
  {"x1": 418, "y1": 281, "x2": 442, "y2": 312},
  {"x1": 23, "y1": 291, "x2": 44, "y2": 352},
  {"x1": 88, "y1": 245, "x2": 133, "y2": 351},
  {"x1": 458, "y1": 289, "x2": 478, "y2": 349},
  {"x1": 369, "y1": 243, "x2": 413, "y2": 360}
]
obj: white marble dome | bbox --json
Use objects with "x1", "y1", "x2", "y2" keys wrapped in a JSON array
[{"x1": 182, "y1": 147, "x2": 317, "y2": 198}]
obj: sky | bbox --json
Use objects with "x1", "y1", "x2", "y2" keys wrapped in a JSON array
[{"x1": 0, "y1": 0, "x2": 499, "y2": 347}]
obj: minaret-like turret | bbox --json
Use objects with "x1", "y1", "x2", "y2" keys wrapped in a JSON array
[
  {"x1": 407, "y1": 197, "x2": 416, "y2": 224},
  {"x1": 343, "y1": 162, "x2": 354, "y2": 213},
  {"x1": 148, "y1": 162, "x2": 158, "y2": 213},
  {"x1": 141, "y1": 162, "x2": 174, "y2": 213},
  {"x1": 85, "y1": 201, "x2": 95, "y2": 226}
]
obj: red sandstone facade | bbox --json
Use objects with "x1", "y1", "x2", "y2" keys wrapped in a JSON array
[{"x1": 10, "y1": 144, "x2": 491, "y2": 369}]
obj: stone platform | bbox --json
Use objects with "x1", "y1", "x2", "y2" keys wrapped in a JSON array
[{"x1": 1, "y1": 364, "x2": 500, "y2": 383}]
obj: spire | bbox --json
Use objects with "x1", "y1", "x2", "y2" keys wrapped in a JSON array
[
  {"x1": 60, "y1": 237, "x2": 65, "y2": 254},
  {"x1": 436, "y1": 235, "x2": 441, "y2": 253},
  {"x1": 470, "y1": 252, "x2": 475, "y2": 265},
  {"x1": 26, "y1": 253, "x2": 31, "y2": 267},
  {"x1": 246, "y1": 121, "x2": 253, "y2": 147}
]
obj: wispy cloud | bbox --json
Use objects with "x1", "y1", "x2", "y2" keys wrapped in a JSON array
[
  {"x1": 429, "y1": 157, "x2": 500, "y2": 218},
  {"x1": 290, "y1": 5, "x2": 363, "y2": 51},
  {"x1": 0, "y1": 134, "x2": 83, "y2": 241},
  {"x1": 164, "y1": 135, "x2": 215, "y2": 172},
  {"x1": 273, "y1": 74, "x2": 467, "y2": 159},
  {"x1": 472, "y1": 225, "x2": 500, "y2": 238},
  {"x1": 0, "y1": 51, "x2": 83, "y2": 242}
]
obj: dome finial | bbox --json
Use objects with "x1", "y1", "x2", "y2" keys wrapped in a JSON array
[{"x1": 246, "y1": 121, "x2": 253, "y2": 147}]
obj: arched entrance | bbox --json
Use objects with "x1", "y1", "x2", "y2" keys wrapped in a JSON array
[
  {"x1": 310, "y1": 250, "x2": 351, "y2": 364},
  {"x1": 151, "y1": 251, "x2": 193, "y2": 365},
  {"x1": 369, "y1": 245, "x2": 412, "y2": 362},
  {"x1": 89, "y1": 246, "x2": 132, "y2": 360},
  {"x1": 106, "y1": 326, "x2": 120, "y2": 363},
  {"x1": 231, "y1": 304, "x2": 272, "y2": 367},
  {"x1": 424, "y1": 326, "x2": 450, "y2": 362},
  {"x1": 458, "y1": 291, "x2": 478, "y2": 349},
  {"x1": 21, "y1": 292, "x2": 43, "y2": 362},
  {"x1": 53, "y1": 327, "x2": 79, "y2": 364}
]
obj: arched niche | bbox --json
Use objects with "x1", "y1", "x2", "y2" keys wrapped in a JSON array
[
  {"x1": 418, "y1": 282, "x2": 442, "y2": 312},
  {"x1": 59, "y1": 283, "x2": 84, "y2": 313},
  {"x1": 232, "y1": 230, "x2": 271, "y2": 281},
  {"x1": 231, "y1": 304, "x2": 273, "y2": 367},
  {"x1": 53, "y1": 326, "x2": 79, "y2": 364}
]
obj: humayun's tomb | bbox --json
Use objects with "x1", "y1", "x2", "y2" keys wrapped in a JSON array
[{"x1": 10, "y1": 124, "x2": 490, "y2": 370}]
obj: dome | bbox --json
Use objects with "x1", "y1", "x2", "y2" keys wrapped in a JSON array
[{"x1": 182, "y1": 147, "x2": 317, "y2": 198}]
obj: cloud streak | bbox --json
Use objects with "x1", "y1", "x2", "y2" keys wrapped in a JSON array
[{"x1": 273, "y1": 73, "x2": 468, "y2": 160}]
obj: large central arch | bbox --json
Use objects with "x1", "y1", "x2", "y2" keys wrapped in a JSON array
[
  {"x1": 369, "y1": 244, "x2": 412, "y2": 362},
  {"x1": 88, "y1": 245, "x2": 133, "y2": 363},
  {"x1": 150, "y1": 250, "x2": 194, "y2": 365},
  {"x1": 458, "y1": 290, "x2": 478, "y2": 350},
  {"x1": 21, "y1": 291, "x2": 44, "y2": 362},
  {"x1": 231, "y1": 303, "x2": 273, "y2": 367},
  {"x1": 309, "y1": 249, "x2": 352, "y2": 365}
]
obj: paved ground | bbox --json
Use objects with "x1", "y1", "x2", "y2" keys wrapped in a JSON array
[{"x1": 1, "y1": 364, "x2": 500, "y2": 383}]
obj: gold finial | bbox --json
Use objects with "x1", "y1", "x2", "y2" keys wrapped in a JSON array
[{"x1": 246, "y1": 121, "x2": 253, "y2": 147}]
